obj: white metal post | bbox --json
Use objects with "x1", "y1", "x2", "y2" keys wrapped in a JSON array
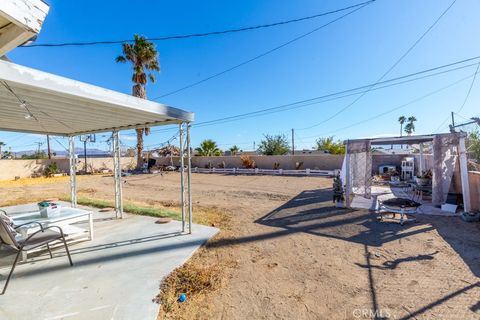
[
  {"x1": 458, "y1": 136, "x2": 471, "y2": 213},
  {"x1": 112, "y1": 131, "x2": 123, "y2": 218},
  {"x1": 179, "y1": 123, "x2": 186, "y2": 232},
  {"x1": 344, "y1": 142, "x2": 351, "y2": 208},
  {"x1": 419, "y1": 142, "x2": 424, "y2": 175},
  {"x1": 68, "y1": 136, "x2": 77, "y2": 207},
  {"x1": 187, "y1": 122, "x2": 193, "y2": 234}
]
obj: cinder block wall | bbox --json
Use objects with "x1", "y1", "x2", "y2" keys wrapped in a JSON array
[
  {"x1": 0, "y1": 157, "x2": 136, "y2": 180},
  {"x1": 153, "y1": 154, "x2": 345, "y2": 170}
]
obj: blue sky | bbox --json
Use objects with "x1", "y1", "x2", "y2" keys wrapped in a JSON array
[{"x1": 2, "y1": 0, "x2": 480, "y2": 153}]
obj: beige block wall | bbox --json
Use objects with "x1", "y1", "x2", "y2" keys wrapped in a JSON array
[
  {"x1": 469, "y1": 171, "x2": 480, "y2": 211},
  {"x1": 153, "y1": 154, "x2": 345, "y2": 170},
  {"x1": 0, "y1": 157, "x2": 136, "y2": 180}
]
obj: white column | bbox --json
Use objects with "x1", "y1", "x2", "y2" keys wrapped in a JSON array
[
  {"x1": 419, "y1": 142, "x2": 424, "y2": 175},
  {"x1": 458, "y1": 136, "x2": 471, "y2": 213},
  {"x1": 187, "y1": 122, "x2": 193, "y2": 234},
  {"x1": 112, "y1": 131, "x2": 123, "y2": 218},
  {"x1": 179, "y1": 123, "x2": 186, "y2": 232},
  {"x1": 344, "y1": 142, "x2": 351, "y2": 208},
  {"x1": 68, "y1": 136, "x2": 77, "y2": 207}
]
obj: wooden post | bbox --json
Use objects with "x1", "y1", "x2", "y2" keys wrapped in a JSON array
[{"x1": 458, "y1": 136, "x2": 471, "y2": 212}]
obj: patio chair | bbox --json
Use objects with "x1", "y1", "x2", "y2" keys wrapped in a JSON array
[{"x1": 0, "y1": 209, "x2": 73, "y2": 295}]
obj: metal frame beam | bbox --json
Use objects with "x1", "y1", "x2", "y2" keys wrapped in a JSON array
[
  {"x1": 112, "y1": 131, "x2": 123, "y2": 218},
  {"x1": 68, "y1": 136, "x2": 77, "y2": 207},
  {"x1": 179, "y1": 122, "x2": 193, "y2": 233}
]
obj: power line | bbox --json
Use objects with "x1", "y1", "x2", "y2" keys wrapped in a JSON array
[
  {"x1": 295, "y1": 0, "x2": 457, "y2": 131},
  {"x1": 145, "y1": 55, "x2": 477, "y2": 134},
  {"x1": 108, "y1": 54, "x2": 480, "y2": 138},
  {"x1": 433, "y1": 61, "x2": 480, "y2": 133},
  {"x1": 297, "y1": 72, "x2": 475, "y2": 141},
  {"x1": 152, "y1": 1, "x2": 375, "y2": 100},
  {"x1": 192, "y1": 59, "x2": 478, "y2": 129},
  {"x1": 20, "y1": 1, "x2": 374, "y2": 48}
]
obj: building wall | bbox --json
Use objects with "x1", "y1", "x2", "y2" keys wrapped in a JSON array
[
  {"x1": 468, "y1": 171, "x2": 480, "y2": 211},
  {"x1": 0, "y1": 157, "x2": 136, "y2": 180},
  {"x1": 153, "y1": 154, "x2": 345, "y2": 170}
]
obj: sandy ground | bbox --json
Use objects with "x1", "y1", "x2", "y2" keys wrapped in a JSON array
[{"x1": 1, "y1": 173, "x2": 479, "y2": 319}]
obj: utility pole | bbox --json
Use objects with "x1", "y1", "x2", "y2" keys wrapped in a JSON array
[
  {"x1": 36, "y1": 142, "x2": 43, "y2": 158},
  {"x1": 451, "y1": 111, "x2": 455, "y2": 129},
  {"x1": 253, "y1": 141, "x2": 255, "y2": 151},
  {"x1": 46, "y1": 135, "x2": 51, "y2": 159},
  {"x1": 291, "y1": 128, "x2": 295, "y2": 155}
]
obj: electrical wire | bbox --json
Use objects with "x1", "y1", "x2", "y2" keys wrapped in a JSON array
[
  {"x1": 295, "y1": 0, "x2": 457, "y2": 131},
  {"x1": 21, "y1": 1, "x2": 374, "y2": 48},
  {"x1": 297, "y1": 72, "x2": 475, "y2": 141},
  {"x1": 152, "y1": 1, "x2": 375, "y2": 99},
  {"x1": 144, "y1": 56, "x2": 479, "y2": 133}
]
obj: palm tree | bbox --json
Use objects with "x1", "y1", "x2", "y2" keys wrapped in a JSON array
[
  {"x1": 195, "y1": 139, "x2": 222, "y2": 156},
  {"x1": 398, "y1": 116, "x2": 406, "y2": 137},
  {"x1": 404, "y1": 116, "x2": 417, "y2": 136},
  {"x1": 116, "y1": 35, "x2": 160, "y2": 168},
  {"x1": 0, "y1": 141, "x2": 5, "y2": 159},
  {"x1": 229, "y1": 145, "x2": 239, "y2": 155}
]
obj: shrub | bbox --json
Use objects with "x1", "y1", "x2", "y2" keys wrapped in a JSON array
[
  {"x1": 240, "y1": 155, "x2": 255, "y2": 169},
  {"x1": 44, "y1": 162, "x2": 59, "y2": 177}
]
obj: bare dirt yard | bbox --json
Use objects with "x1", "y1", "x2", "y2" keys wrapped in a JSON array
[{"x1": 1, "y1": 173, "x2": 479, "y2": 319}]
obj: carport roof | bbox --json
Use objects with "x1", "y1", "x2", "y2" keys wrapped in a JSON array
[{"x1": 0, "y1": 59, "x2": 194, "y2": 136}]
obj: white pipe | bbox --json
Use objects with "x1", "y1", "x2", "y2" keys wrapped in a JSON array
[
  {"x1": 458, "y1": 137, "x2": 471, "y2": 213},
  {"x1": 68, "y1": 136, "x2": 77, "y2": 207},
  {"x1": 187, "y1": 122, "x2": 193, "y2": 234},
  {"x1": 179, "y1": 123, "x2": 185, "y2": 233}
]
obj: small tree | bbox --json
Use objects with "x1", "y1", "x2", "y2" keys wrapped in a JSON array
[
  {"x1": 467, "y1": 129, "x2": 480, "y2": 163},
  {"x1": 316, "y1": 137, "x2": 345, "y2": 154},
  {"x1": 229, "y1": 145, "x2": 239, "y2": 155},
  {"x1": 0, "y1": 141, "x2": 5, "y2": 158},
  {"x1": 404, "y1": 116, "x2": 417, "y2": 136},
  {"x1": 195, "y1": 139, "x2": 222, "y2": 156},
  {"x1": 258, "y1": 134, "x2": 289, "y2": 155},
  {"x1": 398, "y1": 116, "x2": 406, "y2": 137}
]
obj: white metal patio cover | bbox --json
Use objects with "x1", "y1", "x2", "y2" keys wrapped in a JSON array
[{"x1": 0, "y1": 59, "x2": 195, "y2": 233}]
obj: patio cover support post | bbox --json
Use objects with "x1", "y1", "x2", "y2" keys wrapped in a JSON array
[
  {"x1": 419, "y1": 143, "x2": 424, "y2": 175},
  {"x1": 179, "y1": 123, "x2": 186, "y2": 232},
  {"x1": 68, "y1": 136, "x2": 77, "y2": 207},
  {"x1": 187, "y1": 122, "x2": 193, "y2": 234},
  {"x1": 112, "y1": 131, "x2": 123, "y2": 218},
  {"x1": 344, "y1": 142, "x2": 351, "y2": 208},
  {"x1": 458, "y1": 136, "x2": 471, "y2": 213}
]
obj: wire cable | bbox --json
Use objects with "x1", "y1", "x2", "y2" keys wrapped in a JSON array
[
  {"x1": 296, "y1": 0, "x2": 457, "y2": 131},
  {"x1": 21, "y1": 1, "x2": 374, "y2": 48},
  {"x1": 151, "y1": 1, "x2": 375, "y2": 99}
]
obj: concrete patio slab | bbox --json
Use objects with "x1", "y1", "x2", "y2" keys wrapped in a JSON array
[{"x1": 0, "y1": 203, "x2": 218, "y2": 320}]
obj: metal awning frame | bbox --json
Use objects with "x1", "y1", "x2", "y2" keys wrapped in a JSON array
[
  {"x1": 343, "y1": 133, "x2": 472, "y2": 213},
  {"x1": 67, "y1": 122, "x2": 193, "y2": 233}
]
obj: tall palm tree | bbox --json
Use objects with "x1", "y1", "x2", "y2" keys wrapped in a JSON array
[
  {"x1": 116, "y1": 34, "x2": 160, "y2": 168},
  {"x1": 229, "y1": 145, "x2": 239, "y2": 155},
  {"x1": 398, "y1": 116, "x2": 406, "y2": 137},
  {"x1": 404, "y1": 116, "x2": 417, "y2": 136},
  {"x1": 195, "y1": 139, "x2": 222, "y2": 156},
  {"x1": 0, "y1": 141, "x2": 5, "y2": 159}
]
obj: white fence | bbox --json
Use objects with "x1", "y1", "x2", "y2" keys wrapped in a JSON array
[{"x1": 191, "y1": 167, "x2": 334, "y2": 176}]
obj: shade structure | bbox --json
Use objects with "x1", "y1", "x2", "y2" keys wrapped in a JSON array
[
  {"x1": 0, "y1": 59, "x2": 194, "y2": 135},
  {"x1": 0, "y1": 59, "x2": 194, "y2": 233}
]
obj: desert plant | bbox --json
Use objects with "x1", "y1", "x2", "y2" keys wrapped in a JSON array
[
  {"x1": 196, "y1": 139, "x2": 222, "y2": 156},
  {"x1": 0, "y1": 141, "x2": 5, "y2": 158},
  {"x1": 273, "y1": 162, "x2": 280, "y2": 170},
  {"x1": 315, "y1": 137, "x2": 345, "y2": 154},
  {"x1": 240, "y1": 155, "x2": 255, "y2": 169},
  {"x1": 44, "y1": 162, "x2": 59, "y2": 177},
  {"x1": 404, "y1": 116, "x2": 417, "y2": 135},
  {"x1": 258, "y1": 134, "x2": 289, "y2": 155},
  {"x1": 116, "y1": 34, "x2": 160, "y2": 168},
  {"x1": 229, "y1": 145, "x2": 240, "y2": 155},
  {"x1": 295, "y1": 161, "x2": 304, "y2": 170},
  {"x1": 467, "y1": 129, "x2": 480, "y2": 163},
  {"x1": 218, "y1": 161, "x2": 226, "y2": 169}
]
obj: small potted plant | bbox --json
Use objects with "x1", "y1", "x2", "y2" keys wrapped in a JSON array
[
  {"x1": 332, "y1": 174, "x2": 345, "y2": 208},
  {"x1": 415, "y1": 169, "x2": 432, "y2": 186}
]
